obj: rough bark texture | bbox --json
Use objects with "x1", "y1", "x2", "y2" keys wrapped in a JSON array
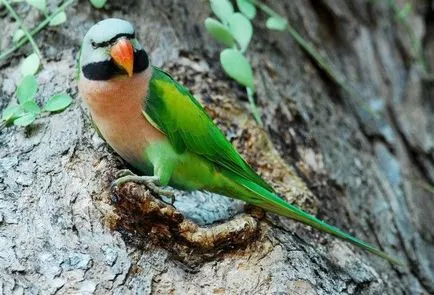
[{"x1": 1, "y1": 0, "x2": 433, "y2": 294}]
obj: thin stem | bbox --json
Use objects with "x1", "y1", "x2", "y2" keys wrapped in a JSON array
[
  {"x1": 250, "y1": 0, "x2": 278, "y2": 17},
  {"x1": 387, "y1": 0, "x2": 426, "y2": 72},
  {"x1": 250, "y1": 0, "x2": 378, "y2": 117},
  {"x1": 0, "y1": 0, "x2": 74, "y2": 61},
  {"x1": 246, "y1": 87, "x2": 263, "y2": 126},
  {"x1": 251, "y1": 0, "x2": 345, "y2": 85},
  {"x1": 416, "y1": 181, "x2": 434, "y2": 195},
  {"x1": 1, "y1": 0, "x2": 41, "y2": 58},
  {"x1": 406, "y1": 176, "x2": 434, "y2": 195}
]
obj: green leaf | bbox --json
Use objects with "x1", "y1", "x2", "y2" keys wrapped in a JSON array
[
  {"x1": 26, "y1": 0, "x2": 47, "y2": 12},
  {"x1": 2, "y1": 105, "x2": 23, "y2": 122},
  {"x1": 220, "y1": 48, "x2": 254, "y2": 89},
  {"x1": 13, "y1": 112, "x2": 37, "y2": 126},
  {"x1": 265, "y1": 16, "x2": 288, "y2": 31},
  {"x1": 21, "y1": 53, "x2": 40, "y2": 76},
  {"x1": 22, "y1": 100, "x2": 41, "y2": 114},
  {"x1": 13, "y1": 29, "x2": 25, "y2": 43},
  {"x1": 228, "y1": 13, "x2": 253, "y2": 52},
  {"x1": 396, "y1": 3, "x2": 412, "y2": 20},
  {"x1": 49, "y1": 11, "x2": 67, "y2": 26},
  {"x1": 43, "y1": 94, "x2": 72, "y2": 112},
  {"x1": 204, "y1": 18, "x2": 234, "y2": 47},
  {"x1": 236, "y1": 0, "x2": 256, "y2": 19},
  {"x1": 16, "y1": 75, "x2": 38, "y2": 104},
  {"x1": 210, "y1": 0, "x2": 234, "y2": 24},
  {"x1": 89, "y1": 0, "x2": 107, "y2": 9}
]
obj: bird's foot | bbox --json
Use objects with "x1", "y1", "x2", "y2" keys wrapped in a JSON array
[
  {"x1": 115, "y1": 169, "x2": 135, "y2": 178},
  {"x1": 111, "y1": 172, "x2": 175, "y2": 205}
]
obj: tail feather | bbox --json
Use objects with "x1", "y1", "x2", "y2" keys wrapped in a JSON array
[{"x1": 219, "y1": 170, "x2": 403, "y2": 265}]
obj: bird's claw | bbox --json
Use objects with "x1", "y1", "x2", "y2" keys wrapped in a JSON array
[
  {"x1": 111, "y1": 171, "x2": 176, "y2": 205},
  {"x1": 115, "y1": 169, "x2": 135, "y2": 178},
  {"x1": 143, "y1": 181, "x2": 175, "y2": 204},
  {"x1": 111, "y1": 169, "x2": 134, "y2": 190}
]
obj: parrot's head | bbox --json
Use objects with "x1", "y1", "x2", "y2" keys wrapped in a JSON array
[{"x1": 79, "y1": 18, "x2": 149, "y2": 81}]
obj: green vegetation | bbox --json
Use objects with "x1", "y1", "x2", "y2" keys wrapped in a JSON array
[
  {"x1": 1, "y1": 75, "x2": 72, "y2": 128},
  {"x1": 205, "y1": 0, "x2": 262, "y2": 125},
  {"x1": 204, "y1": 0, "x2": 376, "y2": 125},
  {"x1": 206, "y1": 0, "x2": 432, "y2": 125},
  {"x1": 388, "y1": 0, "x2": 426, "y2": 72},
  {"x1": 0, "y1": 0, "x2": 107, "y2": 131}
]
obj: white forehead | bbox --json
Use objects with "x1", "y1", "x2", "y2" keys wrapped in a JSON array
[{"x1": 84, "y1": 18, "x2": 134, "y2": 44}]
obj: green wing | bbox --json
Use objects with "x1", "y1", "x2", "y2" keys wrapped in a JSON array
[{"x1": 145, "y1": 66, "x2": 273, "y2": 192}]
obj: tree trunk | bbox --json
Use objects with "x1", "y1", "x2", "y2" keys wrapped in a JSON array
[{"x1": 1, "y1": 0, "x2": 433, "y2": 294}]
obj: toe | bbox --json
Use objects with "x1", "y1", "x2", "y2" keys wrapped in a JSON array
[{"x1": 115, "y1": 169, "x2": 135, "y2": 178}]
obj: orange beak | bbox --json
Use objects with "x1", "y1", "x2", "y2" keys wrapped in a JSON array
[{"x1": 110, "y1": 38, "x2": 134, "y2": 77}]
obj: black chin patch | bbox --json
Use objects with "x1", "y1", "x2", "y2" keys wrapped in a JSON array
[
  {"x1": 134, "y1": 50, "x2": 149, "y2": 73},
  {"x1": 82, "y1": 60, "x2": 120, "y2": 80},
  {"x1": 82, "y1": 50, "x2": 149, "y2": 81}
]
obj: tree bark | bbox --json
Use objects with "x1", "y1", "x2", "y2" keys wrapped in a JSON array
[{"x1": 0, "y1": 0, "x2": 433, "y2": 294}]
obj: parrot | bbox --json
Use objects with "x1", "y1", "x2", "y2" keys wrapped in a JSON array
[{"x1": 77, "y1": 18, "x2": 401, "y2": 265}]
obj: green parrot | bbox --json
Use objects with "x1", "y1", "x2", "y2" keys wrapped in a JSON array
[{"x1": 77, "y1": 19, "x2": 401, "y2": 265}]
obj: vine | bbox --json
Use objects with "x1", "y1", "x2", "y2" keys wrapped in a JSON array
[{"x1": 0, "y1": 0, "x2": 108, "y2": 131}]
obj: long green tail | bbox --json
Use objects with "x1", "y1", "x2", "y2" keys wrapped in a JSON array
[{"x1": 216, "y1": 170, "x2": 402, "y2": 265}]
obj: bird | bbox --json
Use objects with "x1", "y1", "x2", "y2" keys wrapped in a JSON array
[{"x1": 77, "y1": 18, "x2": 401, "y2": 265}]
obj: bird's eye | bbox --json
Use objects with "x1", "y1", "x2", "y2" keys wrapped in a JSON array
[{"x1": 91, "y1": 41, "x2": 97, "y2": 48}]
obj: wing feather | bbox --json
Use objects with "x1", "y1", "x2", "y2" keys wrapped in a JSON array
[{"x1": 144, "y1": 67, "x2": 273, "y2": 191}]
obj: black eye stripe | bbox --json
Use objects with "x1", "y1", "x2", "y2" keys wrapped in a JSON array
[{"x1": 91, "y1": 32, "x2": 135, "y2": 48}]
